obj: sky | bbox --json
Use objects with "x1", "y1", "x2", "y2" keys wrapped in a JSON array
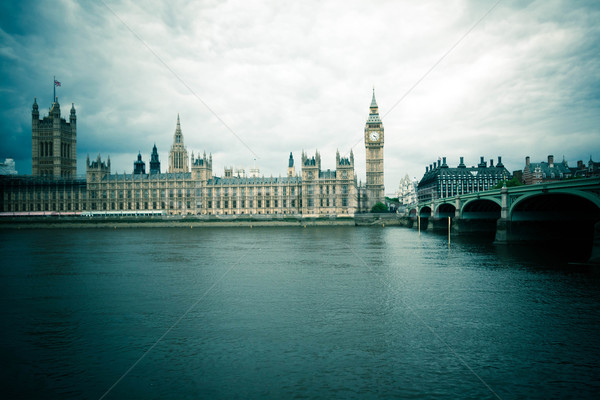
[{"x1": 1, "y1": 0, "x2": 599, "y2": 193}]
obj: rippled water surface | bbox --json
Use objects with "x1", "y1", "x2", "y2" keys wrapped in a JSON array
[{"x1": 0, "y1": 227, "x2": 599, "y2": 399}]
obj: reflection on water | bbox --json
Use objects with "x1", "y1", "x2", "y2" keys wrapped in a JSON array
[{"x1": 0, "y1": 227, "x2": 599, "y2": 399}]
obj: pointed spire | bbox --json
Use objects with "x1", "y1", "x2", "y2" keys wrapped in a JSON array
[
  {"x1": 370, "y1": 87, "x2": 377, "y2": 108},
  {"x1": 175, "y1": 113, "x2": 182, "y2": 136},
  {"x1": 366, "y1": 88, "x2": 382, "y2": 125}
]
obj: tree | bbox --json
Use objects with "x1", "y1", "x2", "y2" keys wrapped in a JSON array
[
  {"x1": 493, "y1": 177, "x2": 523, "y2": 189},
  {"x1": 370, "y1": 202, "x2": 389, "y2": 213}
]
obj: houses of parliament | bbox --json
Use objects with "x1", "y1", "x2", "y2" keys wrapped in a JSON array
[{"x1": 0, "y1": 91, "x2": 385, "y2": 216}]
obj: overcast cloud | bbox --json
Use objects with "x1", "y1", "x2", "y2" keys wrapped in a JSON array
[{"x1": 1, "y1": 0, "x2": 599, "y2": 193}]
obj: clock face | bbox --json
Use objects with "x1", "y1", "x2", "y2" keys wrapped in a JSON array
[{"x1": 369, "y1": 131, "x2": 379, "y2": 141}]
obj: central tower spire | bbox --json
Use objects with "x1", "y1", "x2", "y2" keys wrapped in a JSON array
[{"x1": 168, "y1": 114, "x2": 189, "y2": 173}]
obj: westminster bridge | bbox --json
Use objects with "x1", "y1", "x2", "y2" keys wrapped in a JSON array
[{"x1": 409, "y1": 178, "x2": 600, "y2": 263}]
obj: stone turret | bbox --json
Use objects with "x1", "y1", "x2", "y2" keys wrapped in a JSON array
[
  {"x1": 149, "y1": 144, "x2": 161, "y2": 174},
  {"x1": 301, "y1": 150, "x2": 321, "y2": 180},
  {"x1": 87, "y1": 154, "x2": 111, "y2": 182},
  {"x1": 336, "y1": 149, "x2": 355, "y2": 181},
  {"x1": 133, "y1": 152, "x2": 146, "y2": 175},
  {"x1": 287, "y1": 152, "x2": 295, "y2": 177},
  {"x1": 191, "y1": 151, "x2": 212, "y2": 182}
]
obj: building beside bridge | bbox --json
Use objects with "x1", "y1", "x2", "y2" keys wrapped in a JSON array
[
  {"x1": 417, "y1": 156, "x2": 511, "y2": 203},
  {"x1": 522, "y1": 155, "x2": 573, "y2": 184}
]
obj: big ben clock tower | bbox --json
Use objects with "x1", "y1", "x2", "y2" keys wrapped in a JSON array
[{"x1": 364, "y1": 89, "x2": 384, "y2": 210}]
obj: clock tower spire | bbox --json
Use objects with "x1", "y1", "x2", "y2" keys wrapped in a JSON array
[{"x1": 364, "y1": 88, "x2": 384, "y2": 210}]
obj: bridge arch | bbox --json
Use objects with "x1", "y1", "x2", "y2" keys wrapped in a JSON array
[
  {"x1": 418, "y1": 206, "x2": 431, "y2": 218},
  {"x1": 408, "y1": 208, "x2": 417, "y2": 218},
  {"x1": 509, "y1": 189, "x2": 600, "y2": 218},
  {"x1": 510, "y1": 192, "x2": 600, "y2": 221},
  {"x1": 504, "y1": 191, "x2": 600, "y2": 261},
  {"x1": 461, "y1": 198, "x2": 501, "y2": 220},
  {"x1": 436, "y1": 203, "x2": 456, "y2": 218}
]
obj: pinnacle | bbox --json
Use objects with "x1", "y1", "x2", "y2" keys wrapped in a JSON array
[{"x1": 370, "y1": 88, "x2": 378, "y2": 108}]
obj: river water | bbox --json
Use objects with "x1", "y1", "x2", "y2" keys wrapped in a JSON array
[{"x1": 0, "y1": 226, "x2": 598, "y2": 399}]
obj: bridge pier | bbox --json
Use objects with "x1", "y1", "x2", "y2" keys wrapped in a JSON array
[
  {"x1": 452, "y1": 218, "x2": 498, "y2": 235},
  {"x1": 494, "y1": 218, "x2": 510, "y2": 243},
  {"x1": 589, "y1": 221, "x2": 600, "y2": 264},
  {"x1": 427, "y1": 217, "x2": 446, "y2": 231},
  {"x1": 494, "y1": 186, "x2": 510, "y2": 243}
]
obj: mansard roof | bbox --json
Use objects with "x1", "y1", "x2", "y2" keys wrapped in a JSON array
[
  {"x1": 418, "y1": 163, "x2": 510, "y2": 188},
  {"x1": 525, "y1": 161, "x2": 571, "y2": 177},
  {"x1": 103, "y1": 172, "x2": 192, "y2": 181},
  {"x1": 209, "y1": 176, "x2": 301, "y2": 185},
  {"x1": 0, "y1": 175, "x2": 86, "y2": 186},
  {"x1": 208, "y1": 176, "x2": 301, "y2": 186}
]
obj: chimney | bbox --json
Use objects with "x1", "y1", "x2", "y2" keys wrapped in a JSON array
[
  {"x1": 426, "y1": 166, "x2": 429, "y2": 173},
  {"x1": 442, "y1": 157, "x2": 447, "y2": 167},
  {"x1": 548, "y1": 155, "x2": 554, "y2": 167},
  {"x1": 577, "y1": 160, "x2": 583, "y2": 169},
  {"x1": 437, "y1": 160, "x2": 441, "y2": 168},
  {"x1": 526, "y1": 156, "x2": 530, "y2": 166},
  {"x1": 490, "y1": 159, "x2": 494, "y2": 167},
  {"x1": 497, "y1": 156, "x2": 503, "y2": 167}
]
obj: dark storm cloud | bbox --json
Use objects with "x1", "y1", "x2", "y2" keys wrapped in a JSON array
[{"x1": 0, "y1": 0, "x2": 598, "y2": 191}]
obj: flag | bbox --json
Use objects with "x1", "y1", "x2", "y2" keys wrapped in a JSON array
[{"x1": 54, "y1": 80, "x2": 61, "y2": 87}]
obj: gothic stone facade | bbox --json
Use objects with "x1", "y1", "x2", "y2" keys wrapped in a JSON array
[
  {"x1": 0, "y1": 175, "x2": 87, "y2": 213},
  {"x1": 364, "y1": 90, "x2": 384, "y2": 209},
  {"x1": 32, "y1": 98, "x2": 77, "y2": 178},
  {"x1": 85, "y1": 148, "x2": 357, "y2": 217},
  {"x1": 1, "y1": 93, "x2": 379, "y2": 216}
]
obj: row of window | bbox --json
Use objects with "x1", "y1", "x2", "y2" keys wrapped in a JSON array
[
  {"x1": 3, "y1": 202, "x2": 85, "y2": 212},
  {"x1": 306, "y1": 198, "x2": 348, "y2": 207},
  {"x1": 3, "y1": 191, "x2": 86, "y2": 201},
  {"x1": 89, "y1": 184, "x2": 301, "y2": 196},
  {"x1": 88, "y1": 190, "x2": 308, "y2": 200},
  {"x1": 4, "y1": 196, "x2": 351, "y2": 213}
]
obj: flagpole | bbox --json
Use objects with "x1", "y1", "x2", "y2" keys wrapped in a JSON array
[{"x1": 53, "y1": 76, "x2": 56, "y2": 102}]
